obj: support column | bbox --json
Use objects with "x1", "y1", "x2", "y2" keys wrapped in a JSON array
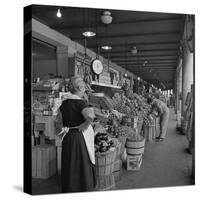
[
  {"x1": 182, "y1": 47, "x2": 193, "y2": 115},
  {"x1": 176, "y1": 60, "x2": 182, "y2": 126},
  {"x1": 56, "y1": 46, "x2": 68, "y2": 78},
  {"x1": 181, "y1": 15, "x2": 194, "y2": 116}
]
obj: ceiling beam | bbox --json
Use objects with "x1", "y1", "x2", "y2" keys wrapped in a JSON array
[
  {"x1": 112, "y1": 58, "x2": 177, "y2": 62},
  {"x1": 130, "y1": 70, "x2": 175, "y2": 73},
  {"x1": 72, "y1": 31, "x2": 181, "y2": 40},
  {"x1": 88, "y1": 41, "x2": 179, "y2": 48},
  {"x1": 120, "y1": 62, "x2": 176, "y2": 65},
  {"x1": 52, "y1": 17, "x2": 183, "y2": 30},
  {"x1": 110, "y1": 54, "x2": 178, "y2": 59},
  {"x1": 100, "y1": 48, "x2": 179, "y2": 54},
  {"x1": 117, "y1": 62, "x2": 176, "y2": 65},
  {"x1": 114, "y1": 60, "x2": 177, "y2": 64}
]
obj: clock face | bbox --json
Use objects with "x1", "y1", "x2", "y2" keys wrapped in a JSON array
[{"x1": 91, "y1": 59, "x2": 103, "y2": 75}]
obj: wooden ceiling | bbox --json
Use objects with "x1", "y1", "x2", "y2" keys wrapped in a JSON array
[{"x1": 32, "y1": 5, "x2": 186, "y2": 89}]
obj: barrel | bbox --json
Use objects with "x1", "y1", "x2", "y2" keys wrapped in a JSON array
[
  {"x1": 95, "y1": 148, "x2": 116, "y2": 177},
  {"x1": 125, "y1": 137, "x2": 145, "y2": 155},
  {"x1": 95, "y1": 174, "x2": 115, "y2": 191}
]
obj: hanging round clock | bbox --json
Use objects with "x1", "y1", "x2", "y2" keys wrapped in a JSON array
[{"x1": 91, "y1": 59, "x2": 103, "y2": 75}]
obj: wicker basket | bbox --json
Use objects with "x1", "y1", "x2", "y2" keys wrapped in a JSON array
[
  {"x1": 113, "y1": 159, "x2": 122, "y2": 182},
  {"x1": 181, "y1": 118, "x2": 189, "y2": 135},
  {"x1": 143, "y1": 125, "x2": 156, "y2": 142},
  {"x1": 112, "y1": 138, "x2": 122, "y2": 161},
  {"x1": 95, "y1": 174, "x2": 115, "y2": 191},
  {"x1": 95, "y1": 148, "x2": 116, "y2": 177}
]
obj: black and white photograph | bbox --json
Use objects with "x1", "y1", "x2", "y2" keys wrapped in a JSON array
[{"x1": 23, "y1": 2, "x2": 195, "y2": 196}]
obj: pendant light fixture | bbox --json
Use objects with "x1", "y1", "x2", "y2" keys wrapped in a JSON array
[
  {"x1": 101, "y1": 25, "x2": 112, "y2": 50},
  {"x1": 82, "y1": 8, "x2": 96, "y2": 37},
  {"x1": 101, "y1": 11, "x2": 112, "y2": 50},
  {"x1": 101, "y1": 11, "x2": 112, "y2": 24},
  {"x1": 101, "y1": 45, "x2": 112, "y2": 50},
  {"x1": 131, "y1": 46, "x2": 138, "y2": 54},
  {"x1": 82, "y1": 31, "x2": 96, "y2": 37},
  {"x1": 56, "y1": 8, "x2": 62, "y2": 18}
]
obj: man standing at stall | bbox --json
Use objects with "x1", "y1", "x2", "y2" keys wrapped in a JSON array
[{"x1": 147, "y1": 97, "x2": 170, "y2": 142}]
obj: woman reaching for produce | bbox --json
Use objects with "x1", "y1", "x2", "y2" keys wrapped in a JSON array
[
  {"x1": 56, "y1": 76, "x2": 96, "y2": 193},
  {"x1": 147, "y1": 97, "x2": 170, "y2": 142}
]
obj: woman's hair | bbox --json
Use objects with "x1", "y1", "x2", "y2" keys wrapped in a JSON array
[{"x1": 68, "y1": 76, "x2": 85, "y2": 94}]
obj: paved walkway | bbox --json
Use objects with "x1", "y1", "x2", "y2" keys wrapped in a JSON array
[{"x1": 115, "y1": 108, "x2": 193, "y2": 190}]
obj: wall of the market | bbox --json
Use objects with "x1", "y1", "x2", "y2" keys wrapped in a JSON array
[
  {"x1": 30, "y1": 19, "x2": 138, "y2": 82},
  {"x1": 33, "y1": 59, "x2": 57, "y2": 79}
]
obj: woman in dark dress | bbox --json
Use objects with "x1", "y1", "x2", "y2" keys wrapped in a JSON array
[{"x1": 57, "y1": 76, "x2": 96, "y2": 193}]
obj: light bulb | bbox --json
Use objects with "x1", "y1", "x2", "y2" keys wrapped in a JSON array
[
  {"x1": 57, "y1": 9, "x2": 62, "y2": 18},
  {"x1": 101, "y1": 45, "x2": 112, "y2": 50}
]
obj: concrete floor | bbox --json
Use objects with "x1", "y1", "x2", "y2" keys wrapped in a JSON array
[{"x1": 32, "y1": 109, "x2": 194, "y2": 195}]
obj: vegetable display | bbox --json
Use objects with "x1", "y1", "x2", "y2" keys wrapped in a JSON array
[{"x1": 95, "y1": 133, "x2": 116, "y2": 153}]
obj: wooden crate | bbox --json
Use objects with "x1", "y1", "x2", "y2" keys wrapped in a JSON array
[
  {"x1": 32, "y1": 144, "x2": 56, "y2": 179},
  {"x1": 127, "y1": 154, "x2": 142, "y2": 171}
]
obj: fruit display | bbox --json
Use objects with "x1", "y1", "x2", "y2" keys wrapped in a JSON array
[
  {"x1": 95, "y1": 133, "x2": 116, "y2": 153},
  {"x1": 112, "y1": 92, "x2": 151, "y2": 119},
  {"x1": 143, "y1": 115, "x2": 155, "y2": 126}
]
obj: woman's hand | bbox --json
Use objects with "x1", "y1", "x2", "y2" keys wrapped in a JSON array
[{"x1": 78, "y1": 122, "x2": 89, "y2": 132}]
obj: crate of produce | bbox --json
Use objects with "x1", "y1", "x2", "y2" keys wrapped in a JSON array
[
  {"x1": 32, "y1": 144, "x2": 56, "y2": 179},
  {"x1": 127, "y1": 154, "x2": 142, "y2": 171},
  {"x1": 131, "y1": 116, "x2": 138, "y2": 129},
  {"x1": 137, "y1": 120, "x2": 143, "y2": 135},
  {"x1": 126, "y1": 135, "x2": 145, "y2": 155},
  {"x1": 143, "y1": 115, "x2": 156, "y2": 141}
]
